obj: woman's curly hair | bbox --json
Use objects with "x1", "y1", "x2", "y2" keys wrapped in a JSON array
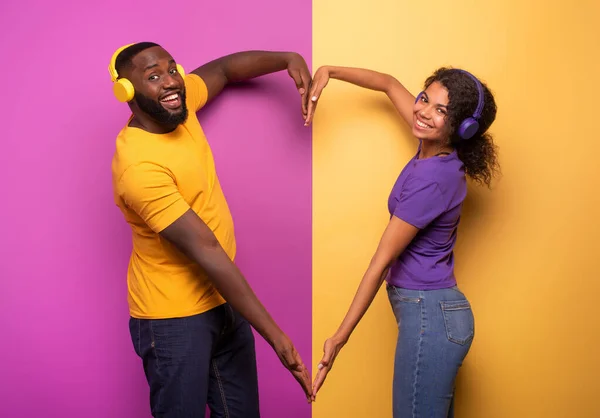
[{"x1": 424, "y1": 68, "x2": 500, "y2": 187}]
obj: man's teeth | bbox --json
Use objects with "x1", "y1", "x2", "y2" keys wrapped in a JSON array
[
  {"x1": 416, "y1": 120, "x2": 431, "y2": 128},
  {"x1": 161, "y1": 94, "x2": 178, "y2": 102}
]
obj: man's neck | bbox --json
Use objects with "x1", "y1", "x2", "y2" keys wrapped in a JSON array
[{"x1": 128, "y1": 115, "x2": 178, "y2": 134}]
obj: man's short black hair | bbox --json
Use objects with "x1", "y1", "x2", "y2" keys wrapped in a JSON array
[{"x1": 115, "y1": 42, "x2": 161, "y2": 77}]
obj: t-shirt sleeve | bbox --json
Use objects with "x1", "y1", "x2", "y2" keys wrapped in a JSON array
[
  {"x1": 393, "y1": 175, "x2": 446, "y2": 229},
  {"x1": 184, "y1": 73, "x2": 209, "y2": 112},
  {"x1": 118, "y1": 163, "x2": 191, "y2": 233}
]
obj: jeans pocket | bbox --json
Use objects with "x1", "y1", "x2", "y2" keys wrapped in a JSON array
[
  {"x1": 440, "y1": 300, "x2": 474, "y2": 345},
  {"x1": 389, "y1": 285, "x2": 422, "y2": 303},
  {"x1": 224, "y1": 304, "x2": 237, "y2": 333},
  {"x1": 129, "y1": 317, "x2": 142, "y2": 357}
]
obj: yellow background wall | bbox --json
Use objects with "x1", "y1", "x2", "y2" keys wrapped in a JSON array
[{"x1": 312, "y1": 1, "x2": 600, "y2": 417}]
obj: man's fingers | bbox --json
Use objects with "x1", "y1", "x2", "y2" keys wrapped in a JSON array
[
  {"x1": 291, "y1": 69, "x2": 307, "y2": 96},
  {"x1": 292, "y1": 367, "x2": 312, "y2": 402},
  {"x1": 290, "y1": 69, "x2": 311, "y2": 119},
  {"x1": 300, "y1": 72, "x2": 311, "y2": 113},
  {"x1": 302, "y1": 367, "x2": 315, "y2": 402}
]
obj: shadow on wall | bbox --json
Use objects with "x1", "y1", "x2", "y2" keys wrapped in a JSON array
[
  {"x1": 198, "y1": 78, "x2": 309, "y2": 131},
  {"x1": 460, "y1": 183, "x2": 496, "y2": 241},
  {"x1": 445, "y1": 159, "x2": 503, "y2": 416}
]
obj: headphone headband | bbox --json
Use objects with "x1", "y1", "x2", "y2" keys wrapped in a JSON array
[
  {"x1": 108, "y1": 43, "x2": 135, "y2": 82},
  {"x1": 456, "y1": 69, "x2": 484, "y2": 120},
  {"x1": 453, "y1": 69, "x2": 485, "y2": 139}
]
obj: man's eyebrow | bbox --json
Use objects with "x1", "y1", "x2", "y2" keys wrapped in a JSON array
[{"x1": 143, "y1": 60, "x2": 175, "y2": 72}]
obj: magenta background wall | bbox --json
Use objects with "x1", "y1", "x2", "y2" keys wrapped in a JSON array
[{"x1": 0, "y1": 1, "x2": 311, "y2": 417}]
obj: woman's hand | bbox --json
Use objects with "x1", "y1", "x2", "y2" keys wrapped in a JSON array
[
  {"x1": 304, "y1": 66, "x2": 331, "y2": 126},
  {"x1": 312, "y1": 334, "x2": 346, "y2": 399}
]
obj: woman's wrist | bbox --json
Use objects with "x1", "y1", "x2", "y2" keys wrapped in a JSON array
[{"x1": 332, "y1": 329, "x2": 350, "y2": 346}]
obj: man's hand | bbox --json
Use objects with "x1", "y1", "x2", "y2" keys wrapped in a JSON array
[
  {"x1": 312, "y1": 335, "x2": 345, "y2": 400},
  {"x1": 286, "y1": 53, "x2": 312, "y2": 121},
  {"x1": 272, "y1": 333, "x2": 314, "y2": 403}
]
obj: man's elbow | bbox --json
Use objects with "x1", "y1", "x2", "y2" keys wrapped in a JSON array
[
  {"x1": 212, "y1": 57, "x2": 235, "y2": 85},
  {"x1": 160, "y1": 218, "x2": 221, "y2": 259},
  {"x1": 196, "y1": 233, "x2": 221, "y2": 252},
  {"x1": 162, "y1": 231, "x2": 221, "y2": 268}
]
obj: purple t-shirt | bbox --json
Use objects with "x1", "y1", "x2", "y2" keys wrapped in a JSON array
[{"x1": 387, "y1": 143, "x2": 467, "y2": 290}]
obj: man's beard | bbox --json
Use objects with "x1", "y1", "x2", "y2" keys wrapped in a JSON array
[{"x1": 135, "y1": 89, "x2": 188, "y2": 126}]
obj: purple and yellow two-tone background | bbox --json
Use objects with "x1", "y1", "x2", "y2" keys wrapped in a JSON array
[{"x1": 1, "y1": 0, "x2": 599, "y2": 417}]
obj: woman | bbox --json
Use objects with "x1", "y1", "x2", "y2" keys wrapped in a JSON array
[{"x1": 305, "y1": 66, "x2": 499, "y2": 417}]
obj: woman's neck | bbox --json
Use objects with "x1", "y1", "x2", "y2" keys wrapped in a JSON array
[{"x1": 419, "y1": 140, "x2": 453, "y2": 159}]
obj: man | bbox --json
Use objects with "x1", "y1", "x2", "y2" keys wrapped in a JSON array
[{"x1": 109, "y1": 42, "x2": 313, "y2": 418}]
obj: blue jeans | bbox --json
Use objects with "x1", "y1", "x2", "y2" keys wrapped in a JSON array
[
  {"x1": 387, "y1": 284, "x2": 474, "y2": 418},
  {"x1": 129, "y1": 303, "x2": 260, "y2": 418}
]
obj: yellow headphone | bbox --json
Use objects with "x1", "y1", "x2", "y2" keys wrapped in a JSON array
[{"x1": 108, "y1": 43, "x2": 186, "y2": 103}]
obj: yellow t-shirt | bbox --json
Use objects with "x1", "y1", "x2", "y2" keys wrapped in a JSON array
[{"x1": 111, "y1": 74, "x2": 233, "y2": 319}]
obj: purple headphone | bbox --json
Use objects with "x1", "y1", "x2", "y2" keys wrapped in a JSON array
[{"x1": 416, "y1": 69, "x2": 484, "y2": 140}]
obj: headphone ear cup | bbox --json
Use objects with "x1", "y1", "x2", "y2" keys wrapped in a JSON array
[
  {"x1": 177, "y1": 64, "x2": 185, "y2": 78},
  {"x1": 458, "y1": 117, "x2": 480, "y2": 140},
  {"x1": 113, "y1": 78, "x2": 135, "y2": 102}
]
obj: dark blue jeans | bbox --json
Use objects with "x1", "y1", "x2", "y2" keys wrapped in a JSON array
[
  {"x1": 129, "y1": 304, "x2": 260, "y2": 418},
  {"x1": 387, "y1": 284, "x2": 475, "y2": 418}
]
